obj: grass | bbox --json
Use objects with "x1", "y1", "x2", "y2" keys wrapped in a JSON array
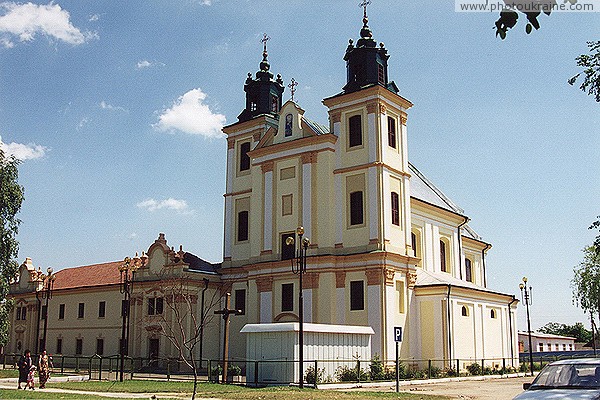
[
  {"x1": 50, "y1": 380, "x2": 450, "y2": 399},
  {"x1": 0, "y1": 369, "x2": 19, "y2": 378},
  {"x1": 0, "y1": 389, "x2": 146, "y2": 399}
]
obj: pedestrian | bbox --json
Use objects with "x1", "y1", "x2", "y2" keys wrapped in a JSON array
[
  {"x1": 25, "y1": 365, "x2": 36, "y2": 390},
  {"x1": 38, "y1": 349, "x2": 50, "y2": 388},
  {"x1": 17, "y1": 349, "x2": 32, "y2": 390}
]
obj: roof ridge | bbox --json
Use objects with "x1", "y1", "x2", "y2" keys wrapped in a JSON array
[{"x1": 408, "y1": 162, "x2": 464, "y2": 215}]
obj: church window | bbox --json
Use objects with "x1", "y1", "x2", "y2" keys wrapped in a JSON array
[
  {"x1": 465, "y1": 258, "x2": 473, "y2": 283},
  {"x1": 281, "y1": 283, "x2": 294, "y2": 312},
  {"x1": 490, "y1": 309, "x2": 497, "y2": 319},
  {"x1": 348, "y1": 115, "x2": 362, "y2": 147},
  {"x1": 75, "y1": 338, "x2": 83, "y2": 355},
  {"x1": 378, "y1": 63, "x2": 385, "y2": 84},
  {"x1": 281, "y1": 233, "x2": 295, "y2": 261},
  {"x1": 285, "y1": 114, "x2": 293, "y2": 137},
  {"x1": 440, "y1": 239, "x2": 451, "y2": 273},
  {"x1": 237, "y1": 210, "x2": 249, "y2": 242},
  {"x1": 235, "y1": 289, "x2": 246, "y2": 315},
  {"x1": 350, "y1": 280, "x2": 365, "y2": 311},
  {"x1": 58, "y1": 304, "x2": 65, "y2": 320},
  {"x1": 282, "y1": 194, "x2": 293, "y2": 216},
  {"x1": 250, "y1": 97, "x2": 258, "y2": 112},
  {"x1": 98, "y1": 301, "x2": 106, "y2": 318},
  {"x1": 78, "y1": 303, "x2": 85, "y2": 319},
  {"x1": 56, "y1": 338, "x2": 62, "y2": 354},
  {"x1": 271, "y1": 95, "x2": 279, "y2": 112},
  {"x1": 411, "y1": 230, "x2": 422, "y2": 261},
  {"x1": 350, "y1": 191, "x2": 364, "y2": 226},
  {"x1": 96, "y1": 338, "x2": 104, "y2": 356},
  {"x1": 148, "y1": 297, "x2": 164, "y2": 315},
  {"x1": 239, "y1": 142, "x2": 251, "y2": 172},
  {"x1": 461, "y1": 305, "x2": 469, "y2": 317},
  {"x1": 41, "y1": 305, "x2": 47, "y2": 320},
  {"x1": 16, "y1": 306, "x2": 22, "y2": 320},
  {"x1": 388, "y1": 116, "x2": 396, "y2": 148},
  {"x1": 391, "y1": 192, "x2": 400, "y2": 226}
]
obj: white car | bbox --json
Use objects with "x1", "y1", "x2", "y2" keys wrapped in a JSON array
[{"x1": 513, "y1": 358, "x2": 600, "y2": 399}]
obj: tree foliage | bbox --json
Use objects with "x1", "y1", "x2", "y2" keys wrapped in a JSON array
[
  {"x1": 0, "y1": 149, "x2": 24, "y2": 347},
  {"x1": 493, "y1": 0, "x2": 576, "y2": 39},
  {"x1": 572, "y1": 246, "x2": 600, "y2": 325},
  {"x1": 538, "y1": 322, "x2": 592, "y2": 343},
  {"x1": 589, "y1": 215, "x2": 600, "y2": 252},
  {"x1": 568, "y1": 41, "x2": 600, "y2": 102}
]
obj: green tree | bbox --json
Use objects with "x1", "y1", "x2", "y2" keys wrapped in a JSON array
[
  {"x1": 538, "y1": 322, "x2": 592, "y2": 343},
  {"x1": 568, "y1": 41, "x2": 600, "y2": 103},
  {"x1": 0, "y1": 149, "x2": 25, "y2": 346},
  {"x1": 589, "y1": 216, "x2": 600, "y2": 252},
  {"x1": 572, "y1": 246, "x2": 600, "y2": 330},
  {"x1": 493, "y1": 0, "x2": 578, "y2": 39}
]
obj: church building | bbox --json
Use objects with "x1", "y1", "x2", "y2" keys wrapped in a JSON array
[
  {"x1": 7, "y1": 6, "x2": 518, "y2": 372},
  {"x1": 220, "y1": 8, "x2": 519, "y2": 367}
]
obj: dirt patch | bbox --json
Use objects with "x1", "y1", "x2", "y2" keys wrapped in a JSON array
[{"x1": 398, "y1": 376, "x2": 533, "y2": 400}]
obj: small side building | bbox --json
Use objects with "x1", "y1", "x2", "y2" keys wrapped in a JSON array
[{"x1": 518, "y1": 331, "x2": 577, "y2": 353}]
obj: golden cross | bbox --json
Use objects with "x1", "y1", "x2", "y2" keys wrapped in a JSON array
[{"x1": 288, "y1": 78, "x2": 298, "y2": 102}]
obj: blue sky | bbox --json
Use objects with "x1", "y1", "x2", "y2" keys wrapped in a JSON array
[{"x1": 1, "y1": 0, "x2": 598, "y2": 332}]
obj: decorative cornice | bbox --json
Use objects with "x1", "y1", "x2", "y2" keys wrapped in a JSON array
[
  {"x1": 400, "y1": 112, "x2": 408, "y2": 125},
  {"x1": 303, "y1": 272, "x2": 320, "y2": 289},
  {"x1": 366, "y1": 102, "x2": 378, "y2": 114},
  {"x1": 330, "y1": 112, "x2": 341, "y2": 123},
  {"x1": 333, "y1": 162, "x2": 411, "y2": 178},
  {"x1": 301, "y1": 152, "x2": 317, "y2": 164},
  {"x1": 379, "y1": 103, "x2": 387, "y2": 114},
  {"x1": 253, "y1": 131, "x2": 262, "y2": 142},
  {"x1": 223, "y1": 189, "x2": 252, "y2": 198},
  {"x1": 385, "y1": 269, "x2": 396, "y2": 286},
  {"x1": 261, "y1": 161, "x2": 274, "y2": 173},
  {"x1": 365, "y1": 268, "x2": 382, "y2": 286},
  {"x1": 256, "y1": 276, "x2": 273, "y2": 292},
  {"x1": 227, "y1": 138, "x2": 235, "y2": 149},
  {"x1": 335, "y1": 271, "x2": 346, "y2": 288},
  {"x1": 407, "y1": 270, "x2": 417, "y2": 289}
]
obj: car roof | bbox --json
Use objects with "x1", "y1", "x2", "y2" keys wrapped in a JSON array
[{"x1": 548, "y1": 358, "x2": 600, "y2": 365}]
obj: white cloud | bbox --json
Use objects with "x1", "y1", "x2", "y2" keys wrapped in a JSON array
[
  {"x1": 137, "y1": 60, "x2": 151, "y2": 69},
  {"x1": 88, "y1": 13, "x2": 99, "y2": 22},
  {"x1": 137, "y1": 198, "x2": 192, "y2": 214},
  {"x1": 0, "y1": 2, "x2": 93, "y2": 48},
  {"x1": 0, "y1": 135, "x2": 47, "y2": 160},
  {"x1": 154, "y1": 88, "x2": 226, "y2": 138},
  {"x1": 77, "y1": 117, "x2": 89, "y2": 130},
  {"x1": 99, "y1": 100, "x2": 127, "y2": 113},
  {"x1": 200, "y1": 0, "x2": 212, "y2": 5}
]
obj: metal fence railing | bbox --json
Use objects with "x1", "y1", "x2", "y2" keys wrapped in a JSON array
[{"x1": 3, "y1": 352, "x2": 595, "y2": 386}]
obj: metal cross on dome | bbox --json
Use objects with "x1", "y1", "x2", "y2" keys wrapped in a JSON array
[
  {"x1": 288, "y1": 78, "x2": 298, "y2": 102},
  {"x1": 261, "y1": 33, "x2": 270, "y2": 53},
  {"x1": 359, "y1": 0, "x2": 371, "y2": 18}
]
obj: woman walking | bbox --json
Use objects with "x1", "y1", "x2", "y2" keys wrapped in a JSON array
[
  {"x1": 17, "y1": 349, "x2": 32, "y2": 389},
  {"x1": 38, "y1": 350, "x2": 50, "y2": 389}
]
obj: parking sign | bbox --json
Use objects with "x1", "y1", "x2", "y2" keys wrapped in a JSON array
[{"x1": 394, "y1": 326, "x2": 402, "y2": 342}]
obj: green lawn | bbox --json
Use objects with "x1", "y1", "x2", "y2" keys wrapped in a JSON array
[
  {"x1": 0, "y1": 369, "x2": 19, "y2": 378},
  {"x1": 50, "y1": 380, "x2": 450, "y2": 399},
  {"x1": 0, "y1": 389, "x2": 146, "y2": 399}
]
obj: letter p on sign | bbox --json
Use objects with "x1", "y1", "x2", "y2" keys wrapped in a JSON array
[{"x1": 394, "y1": 326, "x2": 402, "y2": 342}]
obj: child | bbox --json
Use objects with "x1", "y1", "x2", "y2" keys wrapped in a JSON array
[{"x1": 26, "y1": 365, "x2": 36, "y2": 390}]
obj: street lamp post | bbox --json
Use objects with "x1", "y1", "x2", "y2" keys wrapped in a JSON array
[
  {"x1": 118, "y1": 252, "x2": 147, "y2": 382},
  {"x1": 519, "y1": 277, "x2": 534, "y2": 376},
  {"x1": 287, "y1": 226, "x2": 310, "y2": 388},
  {"x1": 34, "y1": 267, "x2": 56, "y2": 354}
]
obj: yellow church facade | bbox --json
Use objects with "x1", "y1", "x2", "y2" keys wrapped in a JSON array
[{"x1": 220, "y1": 13, "x2": 518, "y2": 367}]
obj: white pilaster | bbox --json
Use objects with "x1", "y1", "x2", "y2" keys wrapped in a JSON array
[
  {"x1": 226, "y1": 147, "x2": 234, "y2": 193},
  {"x1": 368, "y1": 284, "x2": 382, "y2": 356},
  {"x1": 302, "y1": 162, "x2": 312, "y2": 239},
  {"x1": 303, "y1": 289, "x2": 312, "y2": 322},
  {"x1": 223, "y1": 196, "x2": 232, "y2": 259},
  {"x1": 260, "y1": 292, "x2": 272, "y2": 323},
  {"x1": 382, "y1": 170, "x2": 391, "y2": 246},
  {"x1": 336, "y1": 288, "x2": 345, "y2": 324},
  {"x1": 367, "y1": 112, "x2": 377, "y2": 163},
  {"x1": 334, "y1": 121, "x2": 342, "y2": 170},
  {"x1": 335, "y1": 175, "x2": 343, "y2": 245},
  {"x1": 403, "y1": 176, "x2": 412, "y2": 255},
  {"x1": 263, "y1": 170, "x2": 273, "y2": 252},
  {"x1": 368, "y1": 167, "x2": 378, "y2": 241}
]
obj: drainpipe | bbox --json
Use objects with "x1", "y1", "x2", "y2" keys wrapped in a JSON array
[
  {"x1": 508, "y1": 296, "x2": 518, "y2": 367},
  {"x1": 482, "y1": 244, "x2": 491, "y2": 288},
  {"x1": 446, "y1": 285, "x2": 452, "y2": 364},
  {"x1": 457, "y1": 217, "x2": 470, "y2": 281}
]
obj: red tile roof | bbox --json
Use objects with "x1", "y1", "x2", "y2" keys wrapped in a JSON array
[{"x1": 53, "y1": 261, "x2": 123, "y2": 290}]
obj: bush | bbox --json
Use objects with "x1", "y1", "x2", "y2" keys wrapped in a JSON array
[
  {"x1": 227, "y1": 364, "x2": 241, "y2": 376},
  {"x1": 304, "y1": 365, "x2": 325, "y2": 384},
  {"x1": 428, "y1": 366, "x2": 442, "y2": 378},
  {"x1": 335, "y1": 365, "x2": 369, "y2": 382},
  {"x1": 445, "y1": 367, "x2": 458, "y2": 377},
  {"x1": 466, "y1": 363, "x2": 482, "y2": 376},
  {"x1": 369, "y1": 354, "x2": 385, "y2": 381},
  {"x1": 210, "y1": 365, "x2": 222, "y2": 382}
]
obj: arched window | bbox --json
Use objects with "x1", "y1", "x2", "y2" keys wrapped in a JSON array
[
  {"x1": 465, "y1": 258, "x2": 473, "y2": 283},
  {"x1": 461, "y1": 305, "x2": 469, "y2": 317},
  {"x1": 285, "y1": 114, "x2": 293, "y2": 137},
  {"x1": 440, "y1": 240, "x2": 447, "y2": 272},
  {"x1": 391, "y1": 192, "x2": 400, "y2": 226},
  {"x1": 490, "y1": 309, "x2": 497, "y2": 319}
]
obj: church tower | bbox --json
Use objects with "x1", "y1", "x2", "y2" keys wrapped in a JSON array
[{"x1": 322, "y1": 4, "x2": 413, "y2": 257}]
